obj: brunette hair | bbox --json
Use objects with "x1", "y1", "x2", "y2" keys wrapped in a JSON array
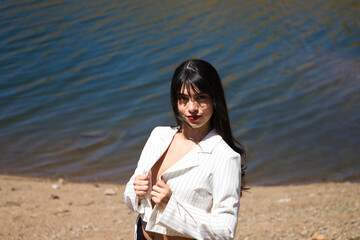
[{"x1": 170, "y1": 59, "x2": 248, "y2": 195}]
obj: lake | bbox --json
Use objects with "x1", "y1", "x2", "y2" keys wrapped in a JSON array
[{"x1": 0, "y1": 0, "x2": 359, "y2": 185}]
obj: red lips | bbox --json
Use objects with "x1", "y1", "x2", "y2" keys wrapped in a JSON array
[{"x1": 187, "y1": 115, "x2": 201, "y2": 121}]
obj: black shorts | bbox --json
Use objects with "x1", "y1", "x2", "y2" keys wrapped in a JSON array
[{"x1": 137, "y1": 216, "x2": 147, "y2": 240}]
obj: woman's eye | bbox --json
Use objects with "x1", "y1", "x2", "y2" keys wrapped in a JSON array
[
  {"x1": 179, "y1": 96, "x2": 188, "y2": 101},
  {"x1": 197, "y1": 95, "x2": 207, "y2": 100}
]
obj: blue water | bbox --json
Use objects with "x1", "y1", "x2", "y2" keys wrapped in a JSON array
[{"x1": 0, "y1": 0, "x2": 359, "y2": 185}]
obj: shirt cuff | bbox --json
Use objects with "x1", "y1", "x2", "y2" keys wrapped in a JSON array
[{"x1": 135, "y1": 197, "x2": 146, "y2": 214}]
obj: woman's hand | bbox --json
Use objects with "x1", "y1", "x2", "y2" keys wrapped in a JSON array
[
  {"x1": 133, "y1": 174, "x2": 150, "y2": 200},
  {"x1": 151, "y1": 177, "x2": 172, "y2": 212}
]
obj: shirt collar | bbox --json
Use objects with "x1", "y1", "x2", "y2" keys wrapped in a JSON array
[{"x1": 197, "y1": 129, "x2": 222, "y2": 153}]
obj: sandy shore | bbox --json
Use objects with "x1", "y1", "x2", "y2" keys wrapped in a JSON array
[{"x1": 0, "y1": 175, "x2": 359, "y2": 240}]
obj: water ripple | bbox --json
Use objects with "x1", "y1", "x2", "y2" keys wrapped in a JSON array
[{"x1": 0, "y1": 0, "x2": 359, "y2": 185}]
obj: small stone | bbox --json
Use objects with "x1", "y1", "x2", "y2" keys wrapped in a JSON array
[
  {"x1": 350, "y1": 219, "x2": 357, "y2": 224},
  {"x1": 311, "y1": 233, "x2": 327, "y2": 240},
  {"x1": 84, "y1": 201, "x2": 94, "y2": 206},
  {"x1": 52, "y1": 184, "x2": 61, "y2": 189},
  {"x1": 5, "y1": 201, "x2": 21, "y2": 207},
  {"x1": 104, "y1": 188, "x2": 116, "y2": 196},
  {"x1": 278, "y1": 198, "x2": 291, "y2": 203},
  {"x1": 300, "y1": 229, "x2": 308, "y2": 236},
  {"x1": 49, "y1": 194, "x2": 60, "y2": 199}
]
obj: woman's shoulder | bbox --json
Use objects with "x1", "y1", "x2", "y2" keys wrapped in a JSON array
[
  {"x1": 204, "y1": 134, "x2": 241, "y2": 172},
  {"x1": 204, "y1": 130, "x2": 240, "y2": 159},
  {"x1": 215, "y1": 138, "x2": 240, "y2": 158}
]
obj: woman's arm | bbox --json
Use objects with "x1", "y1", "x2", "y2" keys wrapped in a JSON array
[
  {"x1": 124, "y1": 165, "x2": 148, "y2": 213},
  {"x1": 124, "y1": 129, "x2": 156, "y2": 212}
]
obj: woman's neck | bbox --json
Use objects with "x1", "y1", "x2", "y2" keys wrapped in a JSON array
[{"x1": 180, "y1": 124, "x2": 213, "y2": 144}]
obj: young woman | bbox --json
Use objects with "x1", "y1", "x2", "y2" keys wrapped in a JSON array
[{"x1": 124, "y1": 59, "x2": 247, "y2": 240}]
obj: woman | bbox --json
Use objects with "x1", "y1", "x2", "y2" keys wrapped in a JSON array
[{"x1": 124, "y1": 59, "x2": 247, "y2": 240}]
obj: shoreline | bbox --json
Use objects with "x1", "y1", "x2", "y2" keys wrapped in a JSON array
[
  {"x1": 3, "y1": 172, "x2": 358, "y2": 187},
  {"x1": 1, "y1": 174, "x2": 359, "y2": 239}
]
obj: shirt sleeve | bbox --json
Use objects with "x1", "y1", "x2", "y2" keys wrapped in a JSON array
[
  {"x1": 155, "y1": 153, "x2": 241, "y2": 239},
  {"x1": 123, "y1": 168, "x2": 146, "y2": 213},
  {"x1": 123, "y1": 159, "x2": 147, "y2": 213},
  {"x1": 123, "y1": 128, "x2": 158, "y2": 213}
]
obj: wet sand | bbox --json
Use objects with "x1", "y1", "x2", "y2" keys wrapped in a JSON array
[{"x1": 0, "y1": 175, "x2": 359, "y2": 239}]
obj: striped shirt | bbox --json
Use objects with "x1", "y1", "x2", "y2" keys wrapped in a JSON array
[{"x1": 124, "y1": 126, "x2": 241, "y2": 239}]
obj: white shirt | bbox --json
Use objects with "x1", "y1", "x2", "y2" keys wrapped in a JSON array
[{"x1": 124, "y1": 126, "x2": 242, "y2": 239}]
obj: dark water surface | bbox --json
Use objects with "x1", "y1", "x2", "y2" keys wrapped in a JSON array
[{"x1": 1, "y1": 0, "x2": 359, "y2": 185}]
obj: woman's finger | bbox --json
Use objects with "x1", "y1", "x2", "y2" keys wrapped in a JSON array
[
  {"x1": 151, "y1": 196, "x2": 159, "y2": 204},
  {"x1": 136, "y1": 173, "x2": 149, "y2": 179},
  {"x1": 134, "y1": 185, "x2": 148, "y2": 191},
  {"x1": 151, "y1": 190, "x2": 161, "y2": 198},
  {"x1": 135, "y1": 190, "x2": 147, "y2": 195},
  {"x1": 151, "y1": 185, "x2": 162, "y2": 193},
  {"x1": 134, "y1": 180, "x2": 149, "y2": 186}
]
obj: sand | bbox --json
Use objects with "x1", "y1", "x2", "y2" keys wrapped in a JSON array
[{"x1": 0, "y1": 174, "x2": 359, "y2": 240}]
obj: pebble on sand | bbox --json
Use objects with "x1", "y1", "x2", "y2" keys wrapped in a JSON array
[
  {"x1": 277, "y1": 198, "x2": 291, "y2": 203},
  {"x1": 104, "y1": 189, "x2": 116, "y2": 196},
  {"x1": 311, "y1": 233, "x2": 327, "y2": 240}
]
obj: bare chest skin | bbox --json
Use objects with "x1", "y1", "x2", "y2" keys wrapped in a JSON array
[{"x1": 150, "y1": 133, "x2": 196, "y2": 206}]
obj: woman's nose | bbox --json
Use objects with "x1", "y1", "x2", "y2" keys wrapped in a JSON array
[{"x1": 188, "y1": 99, "x2": 199, "y2": 112}]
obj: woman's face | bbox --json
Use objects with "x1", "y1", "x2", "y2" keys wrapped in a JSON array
[{"x1": 177, "y1": 84, "x2": 214, "y2": 132}]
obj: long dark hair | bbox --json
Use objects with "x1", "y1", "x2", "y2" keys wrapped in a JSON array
[{"x1": 170, "y1": 59, "x2": 248, "y2": 195}]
